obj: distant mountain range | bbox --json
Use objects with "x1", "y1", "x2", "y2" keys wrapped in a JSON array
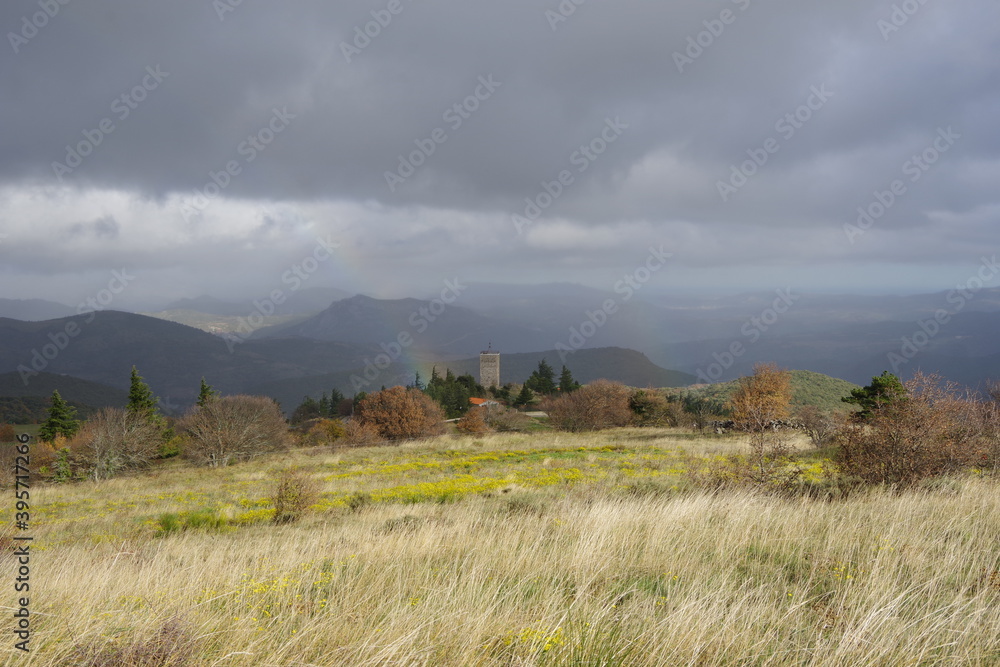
[
  {"x1": 0, "y1": 371, "x2": 128, "y2": 423},
  {"x1": 139, "y1": 287, "x2": 353, "y2": 335},
  {"x1": 253, "y1": 294, "x2": 556, "y2": 356},
  {"x1": 0, "y1": 298, "x2": 76, "y2": 321},
  {"x1": 0, "y1": 310, "x2": 693, "y2": 416},
  {"x1": 0, "y1": 312, "x2": 377, "y2": 413},
  {"x1": 3, "y1": 283, "x2": 1000, "y2": 418},
  {"x1": 248, "y1": 347, "x2": 696, "y2": 412}
]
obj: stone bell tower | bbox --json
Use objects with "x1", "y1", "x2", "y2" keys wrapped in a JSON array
[{"x1": 479, "y1": 345, "x2": 500, "y2": 389}]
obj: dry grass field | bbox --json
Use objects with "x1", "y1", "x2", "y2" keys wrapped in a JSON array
[{"x1": 5, "y1": 428, "x2": 999, "y2": 666}]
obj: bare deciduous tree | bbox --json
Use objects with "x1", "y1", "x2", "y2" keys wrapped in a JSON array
[
  {"x1": 182, "y1": 395, "x2": 288, "y2": 466},
  {"x1": 72, "y1": 407, "x2": 162, "y2": 481},
  {"x1": 797, "y1": 405, "x2": 839, "y2": 447}
]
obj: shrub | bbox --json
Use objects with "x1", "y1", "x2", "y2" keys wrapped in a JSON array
[
  {"x1": 51, "y1": 444, "x2": 76, "y2": 483},
  {"x1": 30, "y1": 440, "x2": 58, "y2": 483},
  {"x1": 69, "y1": 407, "x2": 162, "y2": 481},
  {"x1": 347, "y1": 491, "x2": 372, "y2": 512},
  {"x1": 342, "y1": 420, "x2": 385, "y2": 447},
  {"x1": 355, "y1": 386, "x2": 445, "y2": 442},
  {"x1": 837, "y1": 372, "x2": 984, "y2": 487},
  {"x1": 271, "y1": 468, "x2": 321, "y2": 524},
  {"x1": 629, "y1": 389, "x2": 675, "y2": 427},
  {"x1": 456, "y1": 408, "x2": 491, "y2": 435},
  {"x1": 310, "y1": 418, "x2": 346, "y2": 444},
  {"x1": 797, "y1": 405, "x2": 840, "y2": 447},
  {"x1": 0, "y1": 424, "x2": 16, "y2": 442},
  {"x1": 483, "y1": 405, "x2": 532, "y2": 432},
  {"x1": 980, "y1": 399, "x2": 1000, "y2": 474},
  {"x1": 156, "y1": 509, "x2": 229, "y2": 535},
  {"x1": 157, "y1": 433, "x2": 185, "y2": 459},
  {"x1": 545, "y1": 380, "x2": 634, "y2": 432},
  {"x1": 181, "y1": 395, "x2": 288, "y2": 467}
]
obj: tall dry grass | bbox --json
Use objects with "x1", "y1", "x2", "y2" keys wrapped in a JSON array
[{"x1": 4, "y1": 428, "x2": 998, "y2": 665}]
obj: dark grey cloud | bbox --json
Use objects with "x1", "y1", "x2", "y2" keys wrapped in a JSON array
[{"x1": 0, "y1": 0, "x2": 998, "y2": 303}]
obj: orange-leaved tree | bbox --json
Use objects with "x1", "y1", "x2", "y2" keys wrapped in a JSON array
[
  {"x1": 355, "y1": 386, "x2": 445, "y2": 442},
  {"x1": 728, "y1": 363, "x2": 793, "y2": 482}
]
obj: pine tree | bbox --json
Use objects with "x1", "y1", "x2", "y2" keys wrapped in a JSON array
[
  {"x1": 513, "y1": 385, "x2": 534, "y2": 408},
  {"x1": 525, "y1": 359, "x2": 557, "y2": 395},
  {"x1": 843, "y1": 371, "x2": 907, "y2": 421},
  {"x1": 329, "y1": 388, "x2": 346, "y2": 417},
  {"x1": 38, "y1": 390, "x2": 79, "y2": 442},
  {"x1": 291, "y1": 396, "x2": 321, "y2": 424},
  {"x1": 559, "y1": 366, "x2": 581, "y2": 393},
  {"x1": 127, "y1": 366, "x2": 159, "y2": 416},
  {"x1": 127, "y1": 366, "x2": 167, "y2": 435},
  {"x1": 197, "y1": 377, "x2": 217, "y2": 407},
  {"x1": 490, "y1": 383, "x2": 513, "y2": 403},
  {"x1": 318, "y1": 393, "x2": 331, "y2": 417}
]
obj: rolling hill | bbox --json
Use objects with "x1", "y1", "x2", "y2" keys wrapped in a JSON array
[
  {"x1": 253, "y1": 294, "x2": 555, "y2": 355},
  {"x1": 0, "y1": 298, "x2": 75, "y2": 321},
  {"x1": 0, "y1": 371, "x2": 128, "y2": 423},
  {"x1": 249, "y1": 347, "x2": 697, "y2": 414},
  {"x1": 0, "y1": 312, "x2": 377, "y2": 412},
  {"x1": 669, "y1": 370, "x2": 861, "y2": 415}
]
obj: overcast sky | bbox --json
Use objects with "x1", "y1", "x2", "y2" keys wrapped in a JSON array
[{"x1": 1, "y1": 0, "x2": 997, "y2": 307}]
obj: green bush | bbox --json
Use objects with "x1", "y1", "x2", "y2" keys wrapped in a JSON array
[
  {"x1": 271, "y1": 468, "x2": 320, "y2": 524},
  {"x1": 156, "y1": 509, "x2": 229, "y2": 536}
]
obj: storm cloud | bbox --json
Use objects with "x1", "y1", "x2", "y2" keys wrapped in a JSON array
[{"x1": 1, "y1": 0, "x2": 997, "y2": 304}]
